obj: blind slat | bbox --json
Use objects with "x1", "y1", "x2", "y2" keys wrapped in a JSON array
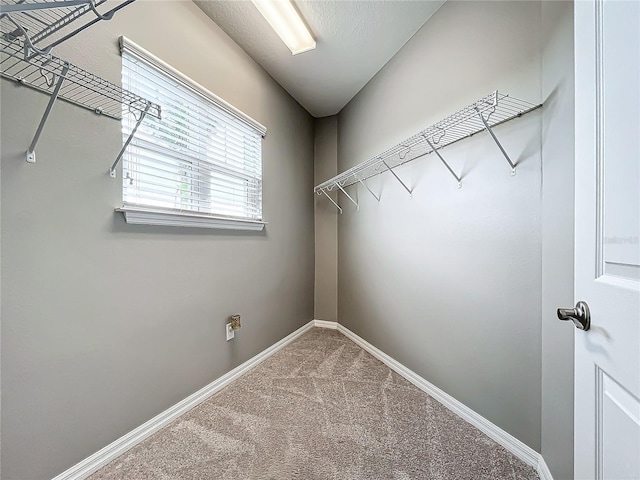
[
  {"x1": 124, "y1": 166, "x2": 262, "y2": 199},
  {"x1": 126, "y1": 125, "x2": 261, "y2": 172},
  {"x1": 123, "y1": 187, "x2": 262, "y2": 214},
  {"x1": 126, "y1": 135, "x2": 262, "y2": 178},
  {"x1": 123, "y1": 187, "x2": 261, "y2": 212}
]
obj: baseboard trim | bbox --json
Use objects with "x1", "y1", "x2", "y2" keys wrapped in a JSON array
[
  {"x1": 52, "y1": 320, "x2": 316, "y2": 480},
  {"x1": 536, "y1": 456, "x2": 554, "y2": 480},
  {"x1": 313, "y1": 321, "x2": 551, "y2": 478},
  {"x1": 313, "y1": 319, "x2": 338, "y2": 329}
]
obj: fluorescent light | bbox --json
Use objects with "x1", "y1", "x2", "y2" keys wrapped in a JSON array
[{"x1": 251, "y1": 0, "x2": 316, "y2": 55}]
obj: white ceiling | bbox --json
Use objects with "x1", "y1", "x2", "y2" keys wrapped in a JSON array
[{"x1": 194, "y1": 1, "x2": 445, "y2": 118}]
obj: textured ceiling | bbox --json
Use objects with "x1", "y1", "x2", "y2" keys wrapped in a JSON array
[{"x1": 194, "y1": 0, "x2": 445, "y2": 118}]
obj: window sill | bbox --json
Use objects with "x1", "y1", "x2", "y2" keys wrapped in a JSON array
[{"x1": 116, "y1": 207, "x2": 267, "y2": 231}]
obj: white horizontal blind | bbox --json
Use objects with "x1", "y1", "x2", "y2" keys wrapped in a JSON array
[{"x1": 121, "y1": 48, "x2": 263, "y2": 221}]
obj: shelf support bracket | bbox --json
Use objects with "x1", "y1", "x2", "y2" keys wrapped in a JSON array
[
  {"x1": 88, "y1": 0, "x2": 115, "y2": 20},
  {"x1": 424, "y1": 137, "x2": 462, "y2": 188},
  {"x1": 382, "y1": 160, "x2": 412, "y2": 197},
  {"x1": 475, "y1": 107, "x2": 516, "y2": 175},
  {"x1": 2, "y1": 14, "x2": 53, "y2": 58},
  {"x1": 26, "y1": 62, "x2": 69, "y2": 164},
  {"x1": 336, "y1": 183, "x2": 358, "y2": 210},
  {"x1": 357, "y1": 178, "x2": 380, "y2": 203},
  {"x1": 110, "y1": 102, "x2": 151, "y2": 178},
  {"x1": 320, "y1": 189, "x2": 342, "y2": 214}
]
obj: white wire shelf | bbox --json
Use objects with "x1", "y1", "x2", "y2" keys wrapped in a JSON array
[
  {"x1": 1, "y1": 34, "x2": 161, "y2": 166},
  {"x1": 0, "y1": 0, "x2": 134, "y2": 56},
  {"x1": 314, "y1": 91, "x2": 541, "y2": 212},
  {"x1": 1, "y1": 36, "x2": 160, "y2": 120},
  {"x1": 0, "y1": 0, "x2": 155, "y2": 169}
]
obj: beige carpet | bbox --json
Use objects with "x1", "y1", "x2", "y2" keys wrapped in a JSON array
[{"x1": 89, "y1": 328, "x2": 539, "y2": 480}]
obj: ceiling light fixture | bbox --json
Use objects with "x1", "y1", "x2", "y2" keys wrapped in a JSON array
[{"x1": 251, "y1": 0, "x2": 316, "y2": 55}]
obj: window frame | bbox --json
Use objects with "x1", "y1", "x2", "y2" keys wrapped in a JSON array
[{"x1": 117, "y1": 36, "x2": 267, "y2": 231}]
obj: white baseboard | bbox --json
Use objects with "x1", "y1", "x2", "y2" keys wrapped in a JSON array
[
  {"x1": 52, "y1": 320, "x2": 316, "y2": 480},
  {"x1": 536, "y1": 456, "x2": 554, "y2": 480},
  {"x1": 313, "y1": 319, "x2": 338, "y2": 329},
  {"x1": 313, "y1": 320, "x2": 552, "y2": 479}
]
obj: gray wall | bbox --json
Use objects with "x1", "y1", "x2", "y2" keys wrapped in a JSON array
[
  {"x1": 541, "y1": 1, "x2": 575, "y2": 479},
  {"x1": 314, "y1": 116, "x2": 339, "y2": 322},
  {"x1": 0, "y1": 2, "x2": 314, "y2": 478},
  {"x1": 329, "y1": 0, "x2": 576, "y2": 472},
  {"x1": 0, "y1": 87, "x2": 3, "y2": 475},
  {"x1": 335, "y1": 0, "x2": 544, "y2": 450}
]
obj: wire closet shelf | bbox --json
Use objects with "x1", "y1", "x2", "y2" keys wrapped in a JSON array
[
  {"x1": 0, "y1": 37, "x2": 160, "y2": 120},
  {"x1": 314, "y1": 91, "x2": 541, "y2": 212},
  {"x1": 0, "y1": 0, "x2": 134, "y2": 55},
  {"x1": 0, "y1": 0, "x2": 161, "y2": 169}
]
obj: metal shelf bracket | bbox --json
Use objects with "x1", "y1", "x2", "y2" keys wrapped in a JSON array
[
  {"x1": 475, "y1": 106, "x2": 517, "y2": 175},
  {"x1": 319, "y1": 188, "x2": 342, "y2": 214},
  {"x1": 2, "y1": 14, "x2": 53, "y2": 58},
  {"x1": 88, "y1": 0, "x2": 114, "y2": 20},
  {"x1": 424, "y1": 136, "x2": 462, "y2": 188},
  {"x1": 357, "y1": 178, "x2": 380, "y2": 203},
  {"x1": 110, "y1": 102, "x2": 151, "y2": 178},
  {"x1": 336, "y1": 182, "x2": 358, "y2": 210},
  {"x1": 382, "y1": 160, "x2": 412, "y2": 197},
  {"x1": 26, "y1": 61, "x2": 69, "y2": 163}
]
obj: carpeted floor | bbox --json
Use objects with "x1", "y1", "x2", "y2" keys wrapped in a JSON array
[{"x1": 89, "y1": 328, "x2": 539, "y2": 480}]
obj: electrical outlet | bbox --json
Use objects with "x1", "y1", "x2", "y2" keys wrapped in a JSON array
[{"x1": 226, "y1": 322, "x2": 235, "y2": 341}]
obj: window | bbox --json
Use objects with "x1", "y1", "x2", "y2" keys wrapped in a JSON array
[{"x1": 119, "y1": 37, "x2": 267, "y2": 230}]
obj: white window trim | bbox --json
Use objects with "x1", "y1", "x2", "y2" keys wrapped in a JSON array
[
  {"x1": 116, "y1": 206, "x2": 267, "y2": 231},
  {"x1": 117, "y1": 36, "x2": 267, "y2": 231}
]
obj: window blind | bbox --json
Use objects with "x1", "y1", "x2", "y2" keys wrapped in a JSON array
[{"x1": 121, "y1": 42, "x2": 264, "y2": 222}]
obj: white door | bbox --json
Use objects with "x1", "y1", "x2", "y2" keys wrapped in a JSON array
[{"x1": 573, "y1": 1, "x2": 640, "y2": 479}]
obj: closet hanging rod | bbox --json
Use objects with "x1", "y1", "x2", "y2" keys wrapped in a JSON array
[
  {"x1": 314, "y1": 91, "x2": 541, "y2": 201},
  {"x1": 0, "y1": 0, "x2": 133, "y2": 57}
]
